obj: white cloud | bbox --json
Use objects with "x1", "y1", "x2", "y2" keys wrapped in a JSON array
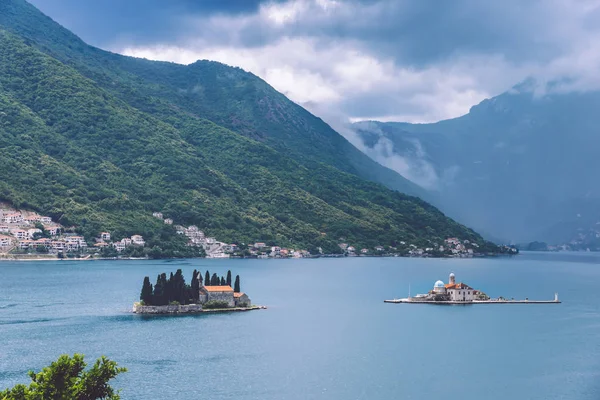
[{"x1": 115, "y1": 0, "x2": 600, "y2": 187}]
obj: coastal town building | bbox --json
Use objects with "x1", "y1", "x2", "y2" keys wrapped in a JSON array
[{"x1": 0, "y1": 234, "x2": 14, "y2": 247}]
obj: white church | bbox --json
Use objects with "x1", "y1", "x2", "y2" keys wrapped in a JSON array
[{"x1": 430, "y1": 272, "x2": 481, "y2": 302}]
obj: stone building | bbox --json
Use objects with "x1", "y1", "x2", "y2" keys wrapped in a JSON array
[
  {"x1": 234, "y1": 292, "x2": 251, "y2": 307},
  {"x1": 430, "y1": 272, "x2": 478, "y2": 302},
  {"x1": 199, "y1": 285, "x2": 235, "y2": 307}
]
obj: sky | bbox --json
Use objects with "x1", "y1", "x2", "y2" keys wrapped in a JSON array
[{"x1": 28, "y1": 0, "x2": 600, "y2": 124}]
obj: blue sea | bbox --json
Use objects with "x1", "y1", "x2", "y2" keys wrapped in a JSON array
[{"x1": 1, "y1": 252, "x2": 600, "y2": 399}]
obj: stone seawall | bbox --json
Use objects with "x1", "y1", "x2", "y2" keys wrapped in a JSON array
[{"x1": 133, "y1": 303, "x2": 203, "y2": 314}]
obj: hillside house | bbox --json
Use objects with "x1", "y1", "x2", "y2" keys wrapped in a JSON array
[
  {"x1": 10, "y1": 229, "x2": 27, "y2": 240},
  {"x1": 152, "y1": 212, "x2": 163, "y2": 219},
  {"x1": 131, "y1": 235, "x2": 145, "y2": 246},
  {"x1": 101, "y1": 232, "x2": 111, "y2": 241},
  {"x1": 164, "y1": 218, "x2": 173, "y2": 225},
  {"x1": 44, "y1": 226, "x2": 59, "y2": 236},
  {"x1": 0, "y1": 235, "x2": 13, "y2": 247},
  {"x1": 3, "y1": 213, "x2": 23, "y2": 224}
]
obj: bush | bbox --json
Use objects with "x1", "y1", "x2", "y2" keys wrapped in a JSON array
[
  {"x1": 203, "y1": 300, "x2": 230, "y2": 309},
  {"x1": 169, "y1": 301, "x2": 180, "y2": 306}
]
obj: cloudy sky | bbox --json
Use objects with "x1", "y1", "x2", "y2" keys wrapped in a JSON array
[{"x1": 29, "y1": 0, "x2": 600, "y2": 123}]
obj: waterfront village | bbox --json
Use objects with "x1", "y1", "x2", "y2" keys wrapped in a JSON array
[{"x1": 0, "y1": 205, "x2": 514, "y2": 259}]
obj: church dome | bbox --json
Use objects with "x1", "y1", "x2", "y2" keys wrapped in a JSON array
[
  {"x1": 434, "y1": 280, "x2": 445, "y2": 288},
  {"x1": 449, "y1": 272, "x2": 455, "y2": 278}
]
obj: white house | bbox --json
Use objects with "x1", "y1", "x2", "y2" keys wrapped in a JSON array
[
  {"x1": 131, "y1": 235, "x2": 145, "y2": 246},
  {"x1": 10, "y1": 229, "x2": 27, "y2": 240},
  {"x1": 0, "y1": 234, "x2": 13, "y2": 247},
  {"x1": 3, "y1": 213, "x2": 23, "y2": 224}
]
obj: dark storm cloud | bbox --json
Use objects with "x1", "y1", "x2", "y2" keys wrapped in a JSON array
[
  {"x1": 27, "y1": 0, "x2": 600, "y2": 125},
  {"x1": 27, "y1": 0, "x2": 275, "y2": 46}
]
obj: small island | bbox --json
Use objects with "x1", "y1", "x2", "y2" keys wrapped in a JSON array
[
  {"x1": 133, "y1": 269, "x2": 264, "y2": 314},
  {"x1": 385, "y1": 272, "x2": 560, "y2": 304}
]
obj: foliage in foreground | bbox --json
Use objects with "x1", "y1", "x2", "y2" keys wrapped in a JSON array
[{"x1": 1, "y1": 354, "x2": 126, "y2": 400}]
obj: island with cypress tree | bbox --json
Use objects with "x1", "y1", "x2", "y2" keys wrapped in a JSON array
[{"x1": 134, "y1": 269, "x2": 263, "y2": 314}]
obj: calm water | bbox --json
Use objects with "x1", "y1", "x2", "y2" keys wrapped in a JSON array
[{"x1": 1, "y1": 253, "x2": 600, "y2": 399}]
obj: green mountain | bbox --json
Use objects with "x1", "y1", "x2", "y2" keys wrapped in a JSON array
[
  {"x1": 0, "y1": 0, "x2": 497, "y2": 253},
  {"x1": 354, "y1": 84, "x2": 600, "y2": 243}
]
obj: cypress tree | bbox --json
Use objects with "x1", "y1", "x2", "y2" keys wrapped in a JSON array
[
  {"x1": 226, "y1": 270, "x2": 232, "y2": 286},
  {"x1": 211, "y1": 273, "x2": 219, "y2": 286},
  {"x1": 234, "y1": 275, "x2": 240, "y2": 293},
  {"x1": 153, "y1": 273, "x2": 167, "y2": 306},
  {"x1": 140, "y1": 276, "x2": 153, "y2": 305},
  {"x1": 191, "y1": 270, "x2": 199, "y2": 302},
  {"x1": 165, "y1": 272, "x2": 174, "y2": 303},
  {"x1": 205, "y1": 271, "x2": 210, "y2": 286},
  {"x1": 220, "y1": 277, "x2": 226, "y2": 286},
  {"x1": 173, "y1": 269, "x2": 186, "y2": 304}
]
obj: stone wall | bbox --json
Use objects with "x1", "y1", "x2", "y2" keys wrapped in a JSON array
[
  {"x1": 208, "y1": 292, "x2": 235, "y2": 307},
  {"x1": 133, "y1": 303, "x2": 203, "y2": 314}
]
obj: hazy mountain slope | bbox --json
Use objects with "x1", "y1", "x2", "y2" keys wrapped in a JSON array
[
  {"x1": 0, "y1": 0, "x2": 427, "y2": 200},
  {"x1": 354, "y1": 88, "x2": 600, "y2": 243},
  {"x1": 0, "y1": 21, "x2": 492, "y2": 251}
]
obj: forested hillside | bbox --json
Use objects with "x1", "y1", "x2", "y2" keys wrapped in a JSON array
[{"x1": 0, "y1": 0, "x2": 498, "y2": 253}]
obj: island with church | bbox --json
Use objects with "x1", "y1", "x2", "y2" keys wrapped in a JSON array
[
  {"x1": 133, "y1": 269, "x2": 265, "y2": 314},
  {"x1": 385, "y1": 272, "x2": 561, "y2": 304}
]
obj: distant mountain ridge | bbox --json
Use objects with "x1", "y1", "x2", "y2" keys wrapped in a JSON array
[
  {"x1": 0, "y1": 0, "x2": 495, "y2": 252},
  {"x1": 354, "y1": 87, "x2": 600, "y2": 243}
]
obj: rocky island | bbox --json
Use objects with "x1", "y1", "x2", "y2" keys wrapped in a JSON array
[{"x1": 133, "y1": 269, "x2": 264, "y2": 314}]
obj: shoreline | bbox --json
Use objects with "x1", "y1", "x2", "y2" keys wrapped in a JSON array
[
  {"x1": 0, "y1": 253, "x2": 515, "y2": 262},
  {"x1": 132, "y1": 303, "x2": 266, "y2": 315}
]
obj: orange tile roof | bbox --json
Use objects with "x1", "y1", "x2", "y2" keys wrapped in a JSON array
[
  {"x1": 203, "y1": 285, "x2": 234, "y2": 292},
  {"x1": 233, "y1": 292, "x2": 245, "y2": 298},
  {"x1": 445, "y1": 282, "x2": 474, "y2": 290}
]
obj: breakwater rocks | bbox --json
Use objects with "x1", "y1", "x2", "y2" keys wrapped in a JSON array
[
  {"x1": 132, "y1": 303, "x2": 267, "y2": 315},
  {"x1": 133, "y1": 303, "x2": 203, "y2": 314}
]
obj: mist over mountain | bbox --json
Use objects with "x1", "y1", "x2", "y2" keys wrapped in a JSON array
[{"x1": 354, "y1": 85, "x2": 600, "y2": 243}]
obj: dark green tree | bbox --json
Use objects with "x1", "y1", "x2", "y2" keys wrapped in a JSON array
[
  {"x1": 205, "y1": 271, "x2": 210, "y2": 286},
  {"x1": 140, "y1": 276, "x2": 153, "y2": 305},
  {"x1": 220, "y1": 277, "x2": 226, "y2": 286},
  {"x1": 226, "y1": 270, "x2": 232, "y2": 286},
  {"x1": 0, "y1": 354, "x2": 126, "y2": 400},
  {"x1": 172, "y1": 269, "x2": 187, "y2": 304},
  {"x1": 153, "y1": 273, "x2": 167, "y2": 305},
  {"x1": 234, "y1": 275, "x2": 241, "y2": 293},
  {"x1": 190, "y1": 269, "x2": 199, "y2": 302},
  {"x1": 211, "y1": 273, "x2": 219, "y2": 286}
]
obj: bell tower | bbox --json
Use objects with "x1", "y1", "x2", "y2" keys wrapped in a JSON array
[{"x1": 449, "y1": 272, "x2": 455, "y2": 285}]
